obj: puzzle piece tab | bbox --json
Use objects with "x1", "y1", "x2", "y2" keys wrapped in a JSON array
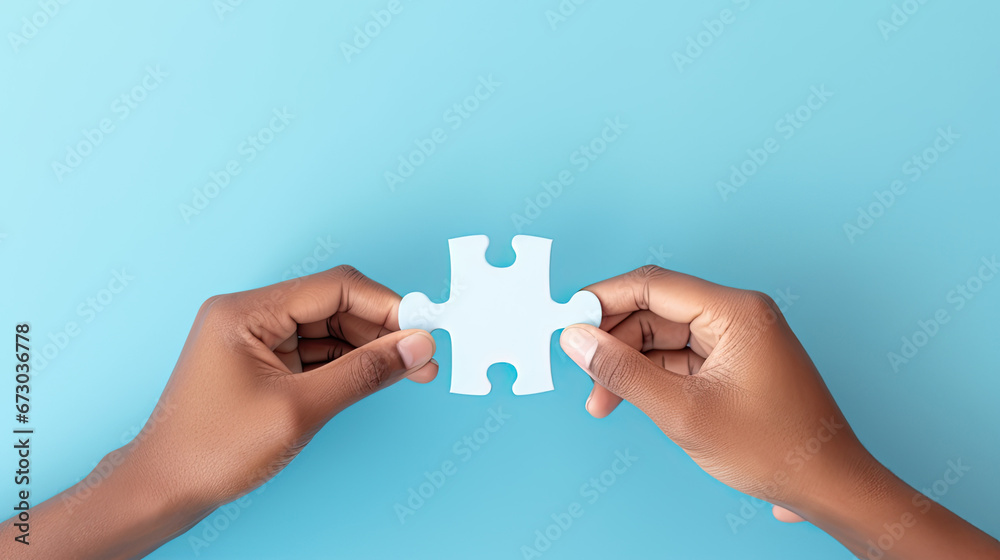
[{"x1": 399, "y1": 235, "x2": 602, "y2": 395}]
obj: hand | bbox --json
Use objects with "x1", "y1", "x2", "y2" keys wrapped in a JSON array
[
  {"x1": 1, "y1": 266, "x2": 437, "y2": 559},
  {"x1": 127, "y1": 265, "x2": 437, "y2": 510},
  {"x1": 559, "y1": 265, "x2": 1000, "y2": 559},
  {"x1": 561, "y1": 266, "x2": 864, "y2": 511},
  {"x1": 130, "y1": 266, "x2": 437, "y2": 507}
]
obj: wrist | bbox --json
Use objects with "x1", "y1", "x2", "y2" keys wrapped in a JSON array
[
  {"x1": 87, "y1": 445, "x2": 215, "y2": 558},
  {"x1": 788, "y1": 451, "x2": 922, "y2": 558},
  {"x1": 111, "y1": 441, "x2": 218, "y2": 527},
  {"x1": 1, "y1": 444, "x2": 216, "y2": 560},
  {"x1": 76, "y1": 443, "x2": 216, "y2": 559},
  {"x1": 793, "y1": 452, "x2": 1000, "y2": 560},
  {"x1": 799, "y1": 455, "x2": 906, "y2": 543}
]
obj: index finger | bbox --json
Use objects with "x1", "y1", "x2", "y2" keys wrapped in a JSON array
[
  {"x1": 255, "y1": 265, "x2": 401, "y2": 331},
  {"x1": 584, "y1": 265, "x2": 726, "y2": 326}
]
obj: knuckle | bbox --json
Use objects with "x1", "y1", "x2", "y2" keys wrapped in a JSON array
[
  {"x1": 197, "y1": 295, "x2": 233, "y2": 327},
  {"x1": 331, "y1": 264, "x2": 363, "y2": 281},
  {"x1": 196, "y1": 294, "x2": 260, "y2": 348},
  {"x1": 633, "y1": 264, "x2": 665, "y2": 279},
  {"x1": 198, "y1": 294, "x2": 223, "y2": 315},
  {"x1": 746, "y1": 290, "x2": 778, "y2": 311},
  {"x1": 738, "y1": 291, "x2": 781, "y2": 325},
  {"x1": 200, "y1": 293, "x2": 242, "y2": 317},
  {"x1": 351, "y1": 350, "x2": 392, "y2": 395},
  {"x1": 627, "y1": 265, "x2": 668, "y2": 311}
]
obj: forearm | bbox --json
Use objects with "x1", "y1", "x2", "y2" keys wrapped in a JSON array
[
  {"x1": 803, "y1": 460, "x2": 1000, "y2": 559},
  {"x1": 0, "y1": 446, "x2": 214, "y2": 560}
]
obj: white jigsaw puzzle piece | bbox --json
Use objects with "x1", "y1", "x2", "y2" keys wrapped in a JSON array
[{"x1": 399, "y1": 235, "x2": 602, "y2": 396}]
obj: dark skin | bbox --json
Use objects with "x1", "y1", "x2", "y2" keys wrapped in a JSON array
[
  {"x1": 3, "y1": 265, "x2": 997, "y2": 559},
  {"x1": 0, "y1": 266, "x2": 438, "y2": 559},
  {"x1": 561, "y1": 265, "x2": 1000, "y2": 559}
]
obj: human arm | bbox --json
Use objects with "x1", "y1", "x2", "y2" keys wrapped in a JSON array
[
  {"x1": 0, "y1": 266, "x2": 437, "y2": 559},
  {"x1": 560, "y1": 265, "x2": 1000, "y2": 559}
]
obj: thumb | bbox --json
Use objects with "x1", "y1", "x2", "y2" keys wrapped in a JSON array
[
  {"x1": 560, "y1": 324, "x2": 688, "y2": 415},
  {"x1": 294, "y1": 329, "x2": 435, "y2": 418}
]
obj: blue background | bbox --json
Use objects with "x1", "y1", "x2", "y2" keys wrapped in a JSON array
[{"x1": 2, "y1": 1, "x2": 998, "y2": 558}]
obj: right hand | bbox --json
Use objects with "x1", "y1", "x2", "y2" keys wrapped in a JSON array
[
  {"x1": 559, "y1": 266, "x2": 1000, "y2": 559},
  {"x1": 559, "y1": 265, "x2": 870, "y2": 519}
]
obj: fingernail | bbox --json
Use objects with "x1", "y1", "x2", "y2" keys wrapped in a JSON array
[
  {"x1": 585, "y1": 394, "x2": 593, "y2": 413},
  {"x1": 561, "y1": 327, "x2": 598, "y2": 369},
  {"x1": 397, "y1": 332, "x2": 434, "y2": 370}
]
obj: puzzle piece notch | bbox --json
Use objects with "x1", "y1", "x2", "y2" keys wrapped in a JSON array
[{"x1": 399, "y1": 235, "x2": 602, "y2": 396}]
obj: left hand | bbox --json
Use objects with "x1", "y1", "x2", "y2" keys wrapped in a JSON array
[
  {"x1": 131, "y1": 265, "x2": 438, "y2": 512},
  {"x1": 0, "y1": 265, "x2": 437, "y2": 560}
]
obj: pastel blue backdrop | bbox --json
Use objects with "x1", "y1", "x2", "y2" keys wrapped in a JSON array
[{"x1": 2, "y1": 1, "x2": 998, "y2": 558}]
